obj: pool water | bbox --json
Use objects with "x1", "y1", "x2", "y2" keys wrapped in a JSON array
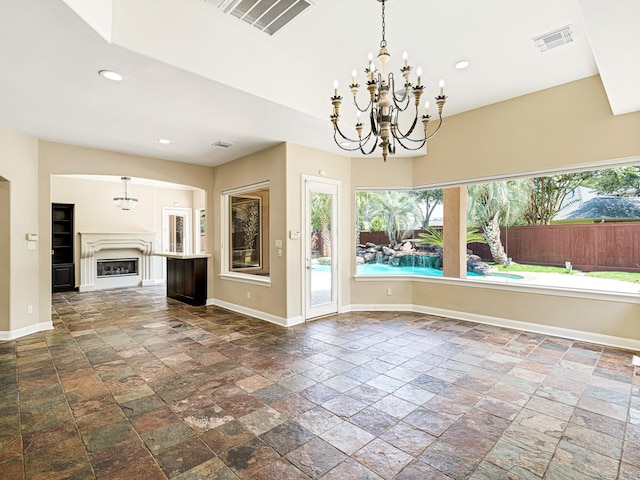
[
  {"x1": 313, "y1": 263, "x2": 523, "y2": 280},
  {"x1": 356, "y1": 263, "x2": 481, "y2": 276},
  {"x1": 352, "y1": 263, "x2": 524, "y2": 280}
]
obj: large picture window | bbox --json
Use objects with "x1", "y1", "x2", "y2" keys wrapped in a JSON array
[
  {"x1": 223, "y1": 182, "x2": 270, "y2": 280},
  {"x1": 356, "y1": 162, "x2": 640, "y2": 296}
]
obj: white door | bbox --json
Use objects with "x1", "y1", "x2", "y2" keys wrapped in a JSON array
[
  {"x1": 162, "y1": 207, "x2": 192, "y2": 254},
  {"x1": 304, "y1": 177, "x2": 339, "y2": 319}
]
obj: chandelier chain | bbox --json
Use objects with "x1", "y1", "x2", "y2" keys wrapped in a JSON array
[{"x1": 380, "y1": 0, "x2": 387, "y2": 48}]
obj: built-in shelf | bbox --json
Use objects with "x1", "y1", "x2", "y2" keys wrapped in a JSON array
[{"x1": 52, "y1": 203, "x2": 75, "y2": 292}]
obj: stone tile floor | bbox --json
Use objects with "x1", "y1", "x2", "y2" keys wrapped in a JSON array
[{"x1": 1, "y1": 286, "x2": 640, "y2": 479}]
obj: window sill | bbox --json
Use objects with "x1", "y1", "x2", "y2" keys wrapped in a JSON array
[
  {"x1": 219, "y1": 273, "x2": 271, "y2": 286},
  {"x1": 354, "y1": 273, "x2": 640, "y2": 304}
]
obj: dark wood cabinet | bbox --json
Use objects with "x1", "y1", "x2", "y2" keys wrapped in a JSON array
[
  {"x1": 52, "y1": 264, "x2": 74, "y2": 291},
  {"x1": 52, "y1": 203, "x2": 75, "y2": 292},
  {"x1": 167, "y1": 257, "x2": 207, "y2": 306}
]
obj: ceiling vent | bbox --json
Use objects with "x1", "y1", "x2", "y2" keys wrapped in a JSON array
[
  {"x1": 533, "y1": 25, "x2": 573, "y2": 52},
  {"x1": 205, "y1": 0, "x2": 313, "y2": 36},
  {"x1": 212, "y1": 140, "x2": 234, "y2": 148}
]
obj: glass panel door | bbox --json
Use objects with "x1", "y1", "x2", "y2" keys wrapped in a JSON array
[
  {"x1": 162, "y1": 207, "x2": 192, "y2": 254},
  {"x1": 305, "y1": 178, "x2": 339, "y2": 319}
]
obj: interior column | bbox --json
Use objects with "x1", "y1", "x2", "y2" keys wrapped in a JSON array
[{"x1": 443, "y1": 186, "x2": 467, "y2": 279}]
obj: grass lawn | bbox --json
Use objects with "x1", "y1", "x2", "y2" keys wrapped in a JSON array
[
  {"x1": 585, "y1": 271, "x2": 640, "y2": 284},
  {"x1": 493, "y1": 261, "x2": 640, "y2": 285},
  {"x1": 493, "y1": 262, "x2": 574, "y2": 275}
]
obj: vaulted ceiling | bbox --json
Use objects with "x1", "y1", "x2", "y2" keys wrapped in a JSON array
[{"x1": 0, "y1": 0, "x2": 638, "y2": 167}]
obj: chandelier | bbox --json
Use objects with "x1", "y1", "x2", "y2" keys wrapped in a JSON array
[
  {"x1": 330, "y1": 0, "x2": 447, "y2": 162},
  {"x1": 113, "y1": 176, "x2": 138, "y2": 210}
]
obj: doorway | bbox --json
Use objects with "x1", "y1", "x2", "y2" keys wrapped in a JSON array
[
  {"x1": 303, "y1": 177, "x2": 339, "y2": 320},
  {"x1": 162, "y1": 207, "x2": 192, "y2": 254}
]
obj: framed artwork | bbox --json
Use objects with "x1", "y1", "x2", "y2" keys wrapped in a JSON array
[{"x1": 230, "y1": 195, "x2": 261, "y2": 270}]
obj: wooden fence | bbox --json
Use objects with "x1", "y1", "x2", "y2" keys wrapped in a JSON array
[{"x1": 360, "y1": 222, "x2": 640, "y2": 272}]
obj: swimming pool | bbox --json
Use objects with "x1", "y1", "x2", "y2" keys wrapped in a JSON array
[
  {"x1": 356, "y1": 263, "x2": 482, "y2": 277},
  {"x1": 313, "y1": 263, "x2": 524, "y2": 280},
  {"x1": 356, "y1": 263, "x2": 454, "y2": 276},
  {"x1": 353, "y1": 263, "x2": 524, "y2": 280}
]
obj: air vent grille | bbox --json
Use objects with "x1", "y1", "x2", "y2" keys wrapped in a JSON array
[
  {"x1": 206, "y1": 0, "x2": 312, "y2": 35},
  {"x1": 533, "y1": 25, "x2": 573, "y2": 52}
]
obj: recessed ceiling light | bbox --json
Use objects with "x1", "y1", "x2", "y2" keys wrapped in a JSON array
[
  {"x1": 455, "y1": 60, "x2": 470, "y2": 70},
  {"x1": 98, "y1": 70, "x2": 126, "y2": 81},
  {"x1": 158, "y1": 138, "x2": 171, "y2": 145}
]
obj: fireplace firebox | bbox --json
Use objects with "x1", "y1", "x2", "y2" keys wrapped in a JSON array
[{"x1": 97, "y1": 258, "x2": 138, "y2": 277}]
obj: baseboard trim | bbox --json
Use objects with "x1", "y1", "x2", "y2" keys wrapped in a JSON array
[
  {"x1": 0, "y1": 321, "x2": 54, "y2": 341},
  {"x1": 345, "y1": 303, "x2": 640, "y2": 351},
  {"x1": 343, "y1": 304, "x2": 416, "y2": 313},
  {"x1": 210, "y1": 299, "x2": 303, "y2": 327}
]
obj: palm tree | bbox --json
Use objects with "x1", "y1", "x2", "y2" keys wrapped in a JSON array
[
  {"x1": 355, "y1": 191, "x2": 376, "y2": 245},
  {"x1": 416, "y1": 226, "x2": 486, "y2": 249},
  {"x1": 467, "y1": 180, "x2": 529, "y2": 265},
  {"x1": 369, "y1": 191, "x2": 420, "y2": 244},
  {"x1": 311, "y1": 192, "x2": 332, "y2": 257}
]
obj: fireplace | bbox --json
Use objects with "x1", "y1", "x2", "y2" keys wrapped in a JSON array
[
  {"x1": 79, "y1": 232, "x2": 156, "y2": 292},
  {"x1": 97, "y1": 258, "x2": 138, "y2": 277}
]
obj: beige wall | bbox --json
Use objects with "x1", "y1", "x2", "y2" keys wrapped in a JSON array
[
  {"x1": 212, "y1": 144, "x2": 287, "y2": 319},
  {"x1": 38, "y1": 141, "x2": 214, "y2": 327},
  {"x1": 411, "y1": 281, "x2": 640, "y2": 340},
  {"x1": 351, "y1": 156, "x2": 414, "y2": 188},
  {"x1": 0, "y1": 129, "x2": 41, "y2": 335},
  {"x1": 414, "y1": 75, "x2": 640, "y2": 186}
]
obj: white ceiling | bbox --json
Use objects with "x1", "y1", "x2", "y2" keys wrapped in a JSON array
[{"x1": 0, "y1": 0, "x2": 638, "y2": 168}]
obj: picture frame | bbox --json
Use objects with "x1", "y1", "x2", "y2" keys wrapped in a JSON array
[{"x1": 230, "y1": 195, "x2": 261, "y2": 270}]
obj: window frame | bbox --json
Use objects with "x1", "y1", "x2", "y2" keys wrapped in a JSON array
[
  {"x1": 353, "y1": 157, "x2": 640, "y2": 302},
  {"x1": 221, "y1": 181, "x2": 271, "y2": 285}
]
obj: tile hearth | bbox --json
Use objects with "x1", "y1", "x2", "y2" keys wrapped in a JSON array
[{"x1": 1, "y1": 286, "x2": 639, "y2": 479}]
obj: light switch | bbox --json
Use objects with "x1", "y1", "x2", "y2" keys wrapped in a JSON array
[
  {"x1": 27, "y1": 241, "x2": 36, "y2": 250},
  {"x1": 275, "y1": 239, "x2": 282, "y2": 248},
  {"x1": 278, "y1": 248, "x2": 283, "y2": 257}
]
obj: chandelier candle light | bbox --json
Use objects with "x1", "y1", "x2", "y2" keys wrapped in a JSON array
[
  {"x1": 330, "y1": 0, "x2": 447, "y2": 162},
  {"x1": 113, "y1": 176, "x2": 138, "y2": 210}
]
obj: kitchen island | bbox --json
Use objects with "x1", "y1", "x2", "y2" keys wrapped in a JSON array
[{"x1": 154, "y1": 253, "x2": 210, "y2": 306}]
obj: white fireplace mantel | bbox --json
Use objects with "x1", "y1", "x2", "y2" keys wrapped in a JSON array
[{"x1": 79, "y1": 232, "x2": 156, "y2": 292}]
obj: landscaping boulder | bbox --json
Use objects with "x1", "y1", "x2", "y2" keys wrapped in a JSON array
[
  {"x1": 400, "y1": 241, "x2": 414, "y2": 252},
  {"x1": 382, "y1": 246, "x2": 395, "y2": 257},
  {"x1": 467, "y1": 254, "x2": 495, "y2": 275}
]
